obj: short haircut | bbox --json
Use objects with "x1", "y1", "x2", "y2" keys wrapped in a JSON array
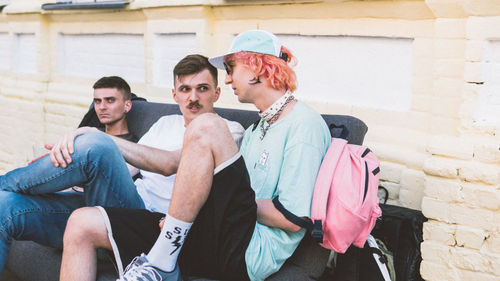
[
  {"x1": 93, "y1": 76, "x2": 132, "y2": 100},
  {"x1": 227, "y1": 46, "x2": 297, "y2": 92},
  {"x1": 173, "y1": 54, "x2": 218, "y2": 87}
]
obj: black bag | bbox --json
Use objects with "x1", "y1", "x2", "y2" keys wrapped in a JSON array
[
  {"x1": 320, "y1": 186, "x2": 427, "y2": 281},
  {"x1": 371, "y1": 186, "x2": 427, "y2": 281},
  {"x1": 323, "y1": 239, "x2": 390, "y2": 281}
]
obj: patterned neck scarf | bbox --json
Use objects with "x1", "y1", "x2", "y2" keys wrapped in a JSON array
[{"x1": 258, "y1": 92, "x2": 295, "y2": 140}]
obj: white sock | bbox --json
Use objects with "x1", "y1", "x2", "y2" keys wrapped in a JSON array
[{"x1": 146, "y1": 214, "x2": 192, "y2": 272}]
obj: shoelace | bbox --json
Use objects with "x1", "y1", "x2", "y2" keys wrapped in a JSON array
[
  {"x1": 119, "y1": 256, "x2": 162, "y2": 281},
  {"x1": 123, "y1": 256, "x2": 141, "y2": 274},
  {"x1": 124, "y1": 266, "x2": 162, "y2": 281}
]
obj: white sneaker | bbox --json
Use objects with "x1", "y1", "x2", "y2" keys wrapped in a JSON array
[{"x1": 117, "y1": 253, "x2": 183, "y2": 281}]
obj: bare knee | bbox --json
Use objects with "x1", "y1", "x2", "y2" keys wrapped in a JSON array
[
  {"x1": 64, "y1": 207, "x2": 110, "y2": 249},
  {"x1": 185, "y1": 113, "x2": 235, "y2": 146},
  {"x1": 184, "y1": 113, "x2": 239, "y2": 166},
  {"x1": 185, "y1": 113, "x2": 226, "y2": 140}
]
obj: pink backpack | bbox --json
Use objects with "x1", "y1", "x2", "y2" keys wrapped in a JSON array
[{"x1": 310, "y1": 137, "x2": 381, "y2": 253}]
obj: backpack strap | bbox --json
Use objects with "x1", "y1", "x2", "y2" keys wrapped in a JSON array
[
  {"x1": 378, "y1": 185, "x2": 389, "y2": 205},
  {"x1": 366, "y1": 235, "x2": 392, "y2": 281},
  {"x1": 272, "y1": 196, "x2": 313, "y2": 231}
]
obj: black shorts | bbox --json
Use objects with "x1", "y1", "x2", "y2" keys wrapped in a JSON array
[{"x1": 100, "y1": 155, "x2": 257, "y2": 281}]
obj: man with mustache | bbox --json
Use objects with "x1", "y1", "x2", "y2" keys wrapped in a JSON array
[
  {"x1": 0, "y1": 54, "x2": 244, "y2": 274},
  {"x1": 60, "y1": 30, "x2": 330, "y2": 281}
]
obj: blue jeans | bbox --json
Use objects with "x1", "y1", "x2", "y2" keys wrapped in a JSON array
[{"x1": 0, "y1": 132, "x2": 144, "y2": 272}]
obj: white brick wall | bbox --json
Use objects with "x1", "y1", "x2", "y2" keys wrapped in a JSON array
[
  {"x1": 473, "y1": 141, "x2": 500, "y2": 164},
  {"x1": 379, "y1": 161, "x2": 405, "y2": 183},
  {"x1": 424, "y1": 176, "x2": 463, "y2": 203},
  {"x1": 427, "y1": 135, "x2": 474, "y2": 160},
  {"x1": 278, "y1": 34, "x2": 414, "y2": 111},
  {"x1": 451, "y1": 247, "x2": 494, "y2": 273},
  {"x1": 457, "y1": 161, "x2": 500, "y2": 185},
  {"x1": 422, "y1": 197, "x2": 498, "y2": 231},
  {"x1": 0, "y1": 33, "x2": 9, "y2": 70},
  {"x1": 423, "y1": 156, "x2": 459, "y2": 179},
  {"x1": 420, "y1": 260, "x2": 458, "y2": 280},
  {"x1": 152, "y1": 33, "x2": 197, "y2": 88},
  {"x1": 12, "y1": 33, "x2": 37, "y2": 74},
  {"x1": 475, "y1": 40, "x2": 500, "y2": 126},
  {"x1": 423, "y1": 221, "x2": 456, "y2": 246},
  {"x1": 455, "y1": 225, "x2": 487, "y2": 250},
  {"x1": 456, "y1": 270, "x2": 500, "y2": 281},
  {"x1": 0, "y1": 2, "x2": 499, "y2": 280},
  {"x1": 0, "y1": 96, "x2": 44, "y2": 170},
  {"x1": 461, "y1": 182, "x2": 500, "y2": 210},
  {"x1": 57, "y1": 33, "x2": 145, "y2": 82}
]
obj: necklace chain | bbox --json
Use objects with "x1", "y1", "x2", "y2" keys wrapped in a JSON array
[{"x1": 260, "y1": 94, "x2": 295, "y2": 140}]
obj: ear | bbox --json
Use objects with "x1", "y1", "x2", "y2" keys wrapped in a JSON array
[
  {"x1": 172, "y1": 88, "x2": 178, "y2": 102},
  {"x1": 213, "y1": 87, "x2": 221, "y2": 102},
  {"x1": 124, "y1": 100, "x2": 132, "y2": 113}
]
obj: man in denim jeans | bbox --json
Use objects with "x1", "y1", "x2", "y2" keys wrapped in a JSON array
[
  {"x1": 0, "y1": 55, "x2": 244, "y2": 274},
  {"x1": 0, "y1": 76, "x2": 143, "y2": 274}
]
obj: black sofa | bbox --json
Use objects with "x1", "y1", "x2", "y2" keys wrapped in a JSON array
[{"x1": 3, "y1": 100, "x2": 368, "y2": 281}]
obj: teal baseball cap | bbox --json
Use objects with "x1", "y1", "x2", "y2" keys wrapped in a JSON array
[{"x1": 209, "y1": 30, "x2": 286, "y2": 70}]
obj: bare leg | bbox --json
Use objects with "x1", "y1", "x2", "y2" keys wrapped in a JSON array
[
  {"x1": 146, "y1": 113, "x2": 240, "y2": 272},
  {"x1": 168, "y1": 113, "x2": 239, "y2": 222},
  {"x1": 118, "y1": 113, "x2": 240, "y2": 276},
  {"x1": 60, "y1": 207, "x2": 112, "y2": 281}
]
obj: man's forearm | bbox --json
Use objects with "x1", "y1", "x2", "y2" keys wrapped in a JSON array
[
  {"x1": 255, "y1": 199, "x2": 302, "y2": 232},
  {"x1": 109, "y1": 135, "x2": 180, "y2": 176}
]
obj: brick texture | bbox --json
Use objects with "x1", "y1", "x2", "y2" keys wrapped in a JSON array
[{"x1": 1, "y1": 1, "x2": 500, "y2": 280}]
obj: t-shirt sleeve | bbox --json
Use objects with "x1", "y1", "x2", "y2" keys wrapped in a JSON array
[
  {"x1": 275, "y1": 143, "x2": 325, "y2": 217},
  {"x1": 226, "y1": 120, "x2": 245, "y2": 148},
  {"x1": 275, "y1": 122, "x2": 330, "y2": 218}
]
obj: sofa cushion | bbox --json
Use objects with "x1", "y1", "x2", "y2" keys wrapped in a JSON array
[{"x1": 6, "y1": 241, "x2": 115, "y2": 281}]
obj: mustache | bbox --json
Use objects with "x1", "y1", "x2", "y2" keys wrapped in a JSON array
[{"x1": 187, "y1": 101, "x2": 202, "y2": 109}]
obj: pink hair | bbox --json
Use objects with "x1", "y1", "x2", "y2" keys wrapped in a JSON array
[{"x1": 228, "y1": 46, "x2": 297, "y2": 92}]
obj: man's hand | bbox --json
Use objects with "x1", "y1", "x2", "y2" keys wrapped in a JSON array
[
  {"x1": 48, "y1": 127, "x2": 99, "y2": 168},
  {"x1": 44, "y1": 143, "x2": 54, "y2": 150},
  {"x1": 126, "y1": 163, "x2": 140, "y2": 178}
]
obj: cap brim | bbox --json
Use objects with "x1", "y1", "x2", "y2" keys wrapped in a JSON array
[{"x1": 208, "y1": 54, "x2": 229, "y2": 70}]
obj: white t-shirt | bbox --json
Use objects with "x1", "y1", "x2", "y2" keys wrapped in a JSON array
[{"x1": 134, "y1": 114, "x2": 245, "y2": 214}]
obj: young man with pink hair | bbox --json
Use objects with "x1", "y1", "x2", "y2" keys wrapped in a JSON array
[{"x1": 61, "y1": 30, "x2": 331, "y2": 281}]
